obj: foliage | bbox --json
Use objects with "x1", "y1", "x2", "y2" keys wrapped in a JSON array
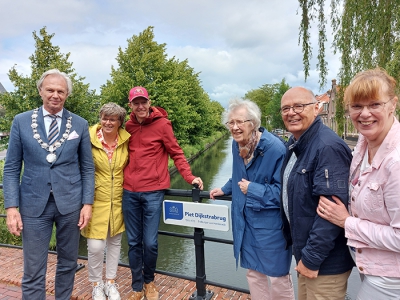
[
  {"x1": 298, "y1": 0, "x2": 400, "y2": 133},
  {"x1": 245, "y1": 79, "x2": 290, "y2": 130},
  {"x1": 0, "y1": 158, "x2": 56, "y2": 248},
  {"x1": 0, "y1": 27, "x2": 100, "y2": 148},
  {"x1": 0, "y1": 160, "x2": 3, "y2": 183},
  {"x1": 299, "y1": 0, "x2": 400, "y2": 85},
  {"x1": 101, "y1": 26, "x2": 225, "y2": 145},
  {"x1": 0, "y1": 218, "x2": 22, "y2": 246},
  {"x1": 0, "y1": 188, "x2": 22, "y2": 245},
  {"x1": 386, "y1": 42, "x2": 400, "y2": 97}
]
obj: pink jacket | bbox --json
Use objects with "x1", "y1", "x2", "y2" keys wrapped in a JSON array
[{"x1": 345, "y1": 117, "x2": 400, "y2": 277}]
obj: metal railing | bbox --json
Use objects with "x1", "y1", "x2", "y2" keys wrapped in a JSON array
[{"x1": 0, "y1": 185, "x2": 250, "y2": 299}]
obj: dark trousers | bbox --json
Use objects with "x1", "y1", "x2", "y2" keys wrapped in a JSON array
[
  {"x1": 122, "y1": 189, "x2": 164, "y2": 291},
  {"x1": 21, "y1": 194, "x2": 81, "y2": 300}
]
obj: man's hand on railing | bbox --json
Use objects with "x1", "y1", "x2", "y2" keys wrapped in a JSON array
[
  {"x1": 209, "y1": 188, "x2": 224, "y2": 200},
  {"x1": 6, "y1": 207, "x2": 23, "y2": 236}
]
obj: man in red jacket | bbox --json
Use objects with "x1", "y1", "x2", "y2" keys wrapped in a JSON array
[{"x1": 122, "y1": 86, "x2": 203, "y2": 300}]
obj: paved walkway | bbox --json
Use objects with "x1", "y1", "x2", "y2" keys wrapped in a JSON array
[{"x1": 0, "y1": 247, "x2": 250, "y2": 300}]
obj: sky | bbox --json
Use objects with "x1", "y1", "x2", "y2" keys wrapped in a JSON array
[{"x1": 0, "y1": 0, "x2": 340, "y2": 108}]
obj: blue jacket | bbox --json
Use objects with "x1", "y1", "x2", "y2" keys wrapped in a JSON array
[
  {"x1": 281, "y1": 117, "x2": 354, "y2": 275},
  {"x1": 3, "y1": 107, "x2": 95, "y2": 217},
  {"x1": 222, "y1": 128, "x2": 292, "y2": 277}
]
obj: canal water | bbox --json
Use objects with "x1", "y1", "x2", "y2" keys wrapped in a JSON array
[{"x1": 79, "y1": 135, "x2": 361, "y2": 299}]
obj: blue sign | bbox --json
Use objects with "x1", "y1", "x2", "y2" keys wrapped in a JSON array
[
  {"x1": 164, "y1": 201, "x2": 183, "y2": 220},
  {"x1": 163, "y1": 200, "x2": 229, "y2": 232}
]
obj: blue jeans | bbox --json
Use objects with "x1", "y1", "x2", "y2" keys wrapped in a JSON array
[
  {"x1": 122, "y1": 189, "x2": 164, "y2": 291},
  {"x1": 21, "y1": 195, "x2": 81, "y2": 300}
]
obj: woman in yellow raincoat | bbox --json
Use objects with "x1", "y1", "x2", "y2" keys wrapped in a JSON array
[{"x1": 81, "y1": 103, "x2": 130, "y2": 300}]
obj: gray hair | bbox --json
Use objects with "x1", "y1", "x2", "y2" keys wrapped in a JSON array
[
  {"x1": 99, "y1": 102, "x2": 127, "y2": 126},
  {"x1": 222, "y1": 98, "x2": 261, "y2": 130},
  {"x1": 37, "y1": 69, "x2": 73, "y2": 96}
]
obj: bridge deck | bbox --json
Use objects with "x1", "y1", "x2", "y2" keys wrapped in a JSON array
[{"x1": 0, "y1": 247, "x2": 250, "y2": 299}]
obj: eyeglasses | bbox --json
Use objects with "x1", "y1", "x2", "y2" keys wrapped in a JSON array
[
  {"x1": 348, "y1": 99, "x2": 392, "y2": 115},
  {"x1": 280, "y1": 102, "x2": 316, "y2": 115},
  {"x1": 225, "y1": 119, "x2": 251, "y2": 128}
]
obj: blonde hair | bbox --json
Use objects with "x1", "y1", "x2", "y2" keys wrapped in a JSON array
[{"x1": 344, "y1": 67, "x2": 397, "y2": 105}]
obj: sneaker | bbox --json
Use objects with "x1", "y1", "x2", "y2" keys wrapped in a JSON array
[
  {"x1": 128, "y1": 290, "x2": 144, "y2": 300},
  {"x1": 144, "y1": 281, "x2": 159, "y2": 300},
  {"x1": 104, "y1": 280, "x2": 121, "y2": 300},
  {"x1": 92, "y1": 282, "x2": 106, "y2": 300}
]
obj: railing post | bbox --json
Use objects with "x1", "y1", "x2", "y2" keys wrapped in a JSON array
[{"x1": 189, "y1": 185, "x2": 213, "y2": 300}]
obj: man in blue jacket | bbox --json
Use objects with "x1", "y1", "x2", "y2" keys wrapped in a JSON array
[
  {"x1": 280, "y1": 87, "x2": 354, "y2": 300},
  {"x1": 3, "y1": 69, "x2": 95, "y2": 300}
]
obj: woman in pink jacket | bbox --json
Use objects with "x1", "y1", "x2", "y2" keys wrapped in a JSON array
[{"x1": 317, "y1": 68, "x2": 400, "y2": 299}]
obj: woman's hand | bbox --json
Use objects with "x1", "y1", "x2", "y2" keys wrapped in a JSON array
[
  {"x1": 317, "y1": 195, "x2": 350, "y2": 228},
  {"x1": 238, "y1": 178, "x2": 250, "y2": 195}
]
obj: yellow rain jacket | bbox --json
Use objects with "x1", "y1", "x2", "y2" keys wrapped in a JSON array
[{"x1": 81, "y1": 124, "x2": 130, "y2": 239}]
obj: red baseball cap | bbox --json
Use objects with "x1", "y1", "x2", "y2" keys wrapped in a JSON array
[{"x1": 128, "y1": 86, "x2": 149, "y2": 102}]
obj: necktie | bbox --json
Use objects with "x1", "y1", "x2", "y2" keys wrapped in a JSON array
[{"x1": 48, "y1": 115, "x2": 59, "y2": 146}]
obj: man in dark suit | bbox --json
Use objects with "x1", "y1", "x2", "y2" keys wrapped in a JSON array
[{"x1": 3, "y1": 69, "x2": 95, "y2": 300}]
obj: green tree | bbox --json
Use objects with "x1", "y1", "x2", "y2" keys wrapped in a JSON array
[
  {"x1": 245, "y1": 79, "x2": 290, "y2": 130},
  {"x1": 0, "y1": 27, "x2": 99, "y2": 147},
  {"x1": 299, "y1": 0, "x2": 400, "y2": 86},
  {"x1": 101, "y1": 26, "x2": 224, "y2": 145},
  {"x1": 298, "y1": 0, "x2": 400, "y2": 136}
]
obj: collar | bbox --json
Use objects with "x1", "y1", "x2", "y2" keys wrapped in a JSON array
[
  {"x1": 42, "y1": 106, "x2": 63, "y2": 118},
  {"x1": 287, "y1": 116, "x2": 322, "y2": 155}
]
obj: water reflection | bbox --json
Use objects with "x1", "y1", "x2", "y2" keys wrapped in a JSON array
[
  {"x1": 79, "y1": 135, "x2": 360, "y2": 299},
  {"x1": 161, "y1": 136, "x2": 244, "y2": 286}
]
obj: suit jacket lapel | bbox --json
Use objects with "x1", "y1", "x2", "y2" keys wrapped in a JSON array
[{"x1": 37, "y1": 107, "x2": 48, "y2": 143}]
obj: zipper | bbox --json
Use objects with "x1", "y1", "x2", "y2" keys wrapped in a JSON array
[{"x1": 325, "y1": 169, "x2": 330, "y2": 188}]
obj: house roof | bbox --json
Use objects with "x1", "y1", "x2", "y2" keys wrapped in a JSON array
[
  {"x1": 316, "y1": 92, "x2": 330, "y2": 113},
  {"x1": 0, "y1": 82, "x2": 6, "y2": 93}
]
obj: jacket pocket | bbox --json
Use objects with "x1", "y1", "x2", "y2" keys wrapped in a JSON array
[
  {"x1": 245, "y1": 208, "x2": 282, "y2": 230},
  {"x1": 21, "y1": 175, "x2": 32, "y2": 186},
  {"x1": 70, "y1": 173, "x2": 81, "y2": 184},
  {"x1": 365, "y1": 182, "x2": 384, "y2": 211},
  {"x1": 295, "y1": 162, "x2": 314, "y2": 189}
]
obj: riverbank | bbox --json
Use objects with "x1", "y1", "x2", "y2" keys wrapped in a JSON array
[{"x1": 169, "y1": 132, "x2": 229, "y2": 176}]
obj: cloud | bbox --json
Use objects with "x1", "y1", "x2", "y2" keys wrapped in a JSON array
[{"x1": 0, "y1": 0, "x2": 340, "y2": 104}]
